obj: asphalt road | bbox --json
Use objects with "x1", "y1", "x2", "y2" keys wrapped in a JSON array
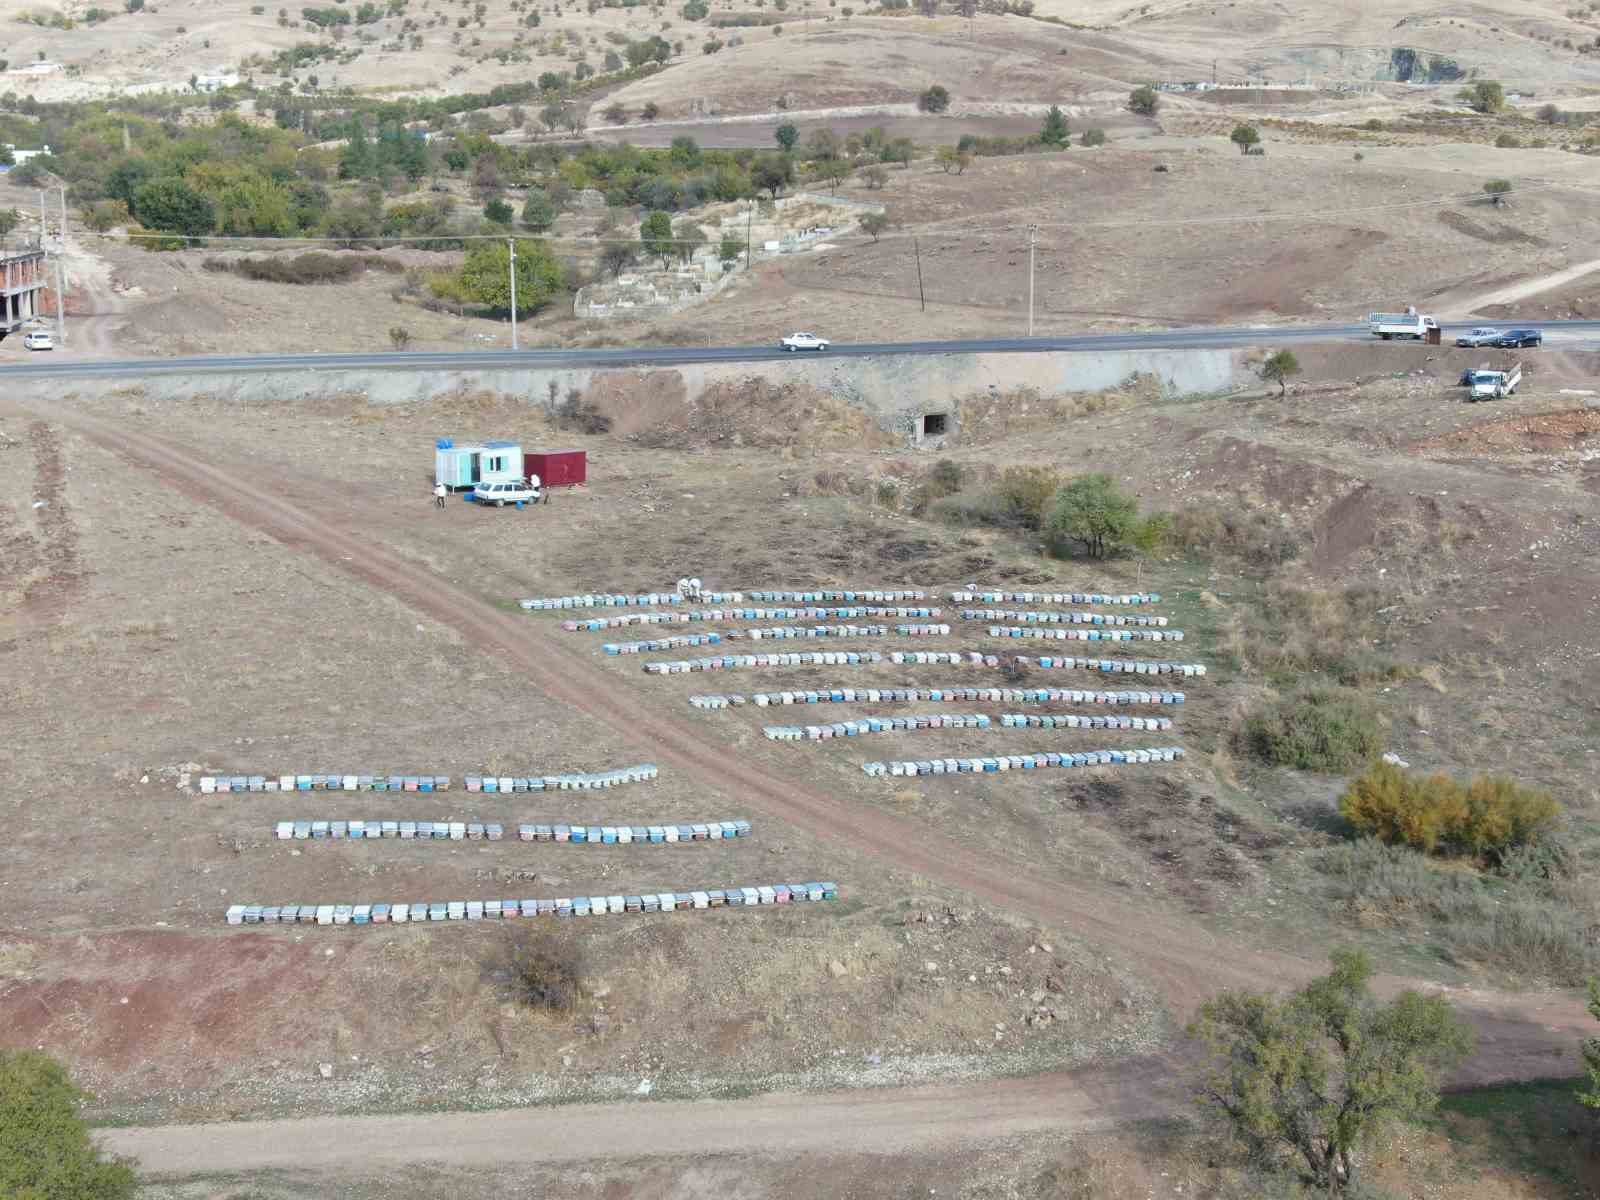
[{"x1": 5, "y1": 319, "x2": 1597, "y2": 379}]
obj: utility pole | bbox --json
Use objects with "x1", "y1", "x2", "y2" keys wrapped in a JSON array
[
  {"x1": 59, "y1": 186, "x2": 67, "y2": 251},
  {"x1": 39, "y1": 190, "x2": 47, "y2": 248},
  {"x1": 745, "y1": 204, "x2": 752, "y2": 266},
  {"x1": 1027, "y1": 223, "x2": 1037, "y2": 337},
  {"x1": 54, "y1": 255, "x2": 64, "y2": 344},
  {"x1": 507, "y1": 237, "x2": 518, "y2": 350},
  {"x1": 913, "y1": 236, "x2": 925, "y2": 312}
]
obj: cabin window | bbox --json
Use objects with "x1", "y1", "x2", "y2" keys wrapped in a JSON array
[{"x1": 921, "y1": 413, "x2": 948, "y2": 438}]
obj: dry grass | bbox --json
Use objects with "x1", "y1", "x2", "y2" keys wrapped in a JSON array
[{"x1": 0, "y1": 939, "x2": 38, "y2": 980}]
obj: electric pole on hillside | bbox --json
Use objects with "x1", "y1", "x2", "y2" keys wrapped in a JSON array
[
  {"x1": 1027, "y1": 224, "x2": 1038, "y2": 337},
  {"x1": 507, "y1": 237, "x2": 518, "y2": 351}
]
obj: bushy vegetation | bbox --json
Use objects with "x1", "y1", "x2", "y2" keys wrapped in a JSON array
[
  {"x1": 498, "y1": 926, "x2": 584, "y2": 1011},
  {"x1": 204, "y1": 251, "x2": 403, "y2": 283},
  {"x1": 1241, "y1": 688, "x2": 1382, "y2": 772},
  {"x1": 1340, "y1": 761, "x2": 1560, "y2": 863},
  {"x1": 995, "y1": 465, "x2": 1062, "y2": 530},
  {"x1": 1314, "y1": 838, "x2": 1595, "y2": 984},
  {"x1": 1225, "y1": 582, "x2": 1405, "y2": 687},
  {"x1": 0, "y1": 1051, "x2": 136, "y2": 1199},
  {"x1": 1166, "y1": 503, "x2": 1299, "y2": 567}
]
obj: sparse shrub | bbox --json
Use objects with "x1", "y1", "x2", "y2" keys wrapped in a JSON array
[
  {"x1": 1229, "y1": 582, "x2": 1403, "y2": 687},
  {"x1": 908, "y1": 458, "x2": 964, "y2": 513},
  {"x1": 1341, "y1": 761, "x2": 1560, "y2": 863},
  {"x1": 1168, "y1": 503, "x2": 1298, "y2": 566},
  {"x1": 1494, "y1": 132, "x2": 1521, "y2": 148},
  {"x1": 211, "y1": 251, "x2": 401, "y2": 284},
  {"x1": 388, "y1": 325, "x2": 411, "y2": 350},
  {"x1": 1229, "y1": 123, "x2": 1260, "y2": 154},
  {"x1": 860, "y1": 164, "x2": 888, "y2": 189},
  {"x1": 1079, "y1": 127, "x2": 1106, "y2": 147},
  {"x1": 499, "y1": 926, "x2": 584, "y2": 1011},
  {"x1": 918, "y1": 84, "x2": 950, "y2": 113},
  {"x1": 1463, "y1": 79, "x2": 1504, "y2": 112},
  {"x1": 996, "y1": 464, "x2": 1061, "y2": 530},
  {"x1": 1241, "y1": 688, "x2": 1382, "y2": 773},
  {"x1": 1483, "y1": 177, "x2": 1513, "y2": 204},
  {"x1": 927, "y1": 488, "x2": 1012, "y2": 527},
  {"x1": 554, "y1": 389, "x2": 612, "y2": 434},
  {"x1": 1127, "y1": 83, "x2": 1159, "y2": 115}
]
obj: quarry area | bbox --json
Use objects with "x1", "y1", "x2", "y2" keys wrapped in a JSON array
[{"x1": 5, "y1": 0, "x2": 1600, "y2": 1197}]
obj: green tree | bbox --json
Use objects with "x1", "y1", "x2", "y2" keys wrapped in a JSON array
[
  {"x1": 751, "y1": 152, "x2": 794, "y2": 198},
  {"x1": 600, "y1": 242, "x2": 636, "y2": 276},
  {"x1": 885, "y1": 137, "x2": 915, "y2": 168},
  {"x1": 1128, "y1": 83, "x2": 1159, "y2": 115},
  {"x1": 1260, "y1": 349, "x2": 1300, "y2": 395},
  {"x1": 484, "y1": 197, "x2": 514, "y2": 225},
  {"x1": 1190, "y1": 950, "x2": 1473, "y2": 1194},
  {"x1": 642, "y1": 100, "x2": 661, "y2": 120},
  {"x1": 1040, "y1": 104, "x2": 1069, "y2": 147},
  {"x1": 1483, "y1": 177, "x2": 1512, "y2": 205},
  {"x1": 1230, "y1": 123, "x2": 1260, "y2": 154},
  {"x1": 0, "y1": 207, "x2": 20, "y2": 237},
  {"x1": 521, "y1": 187, "x2": 555, "y2": 231},
  {"x1": 458, "y1": 238, "x2": 563, "y2": 312},
  {"x1": 918, "y1": 84, "x2": 950, "y2": 113},
  {"x1": 860, "y1": 210, "x2": 889, "y2": 242},
  {"x1": 339, "y1": 122, "x2": 375, "y2": 179},
  {"x1": 774, "y1": 121, "x2": 799, "y2": 152},
  {"x1": 0, "y1": 145, "x2": 11, "y2": 166},
  {"x1": 1047, "y1": 472, "x2": 1139, "y2": 558},
  {"x1": 718, "y1": 234, "x2": 743, "y2": 263},
  {"x1": 669, "y1": 135, "x2": 702, "y2": 168},
  {"x1": 0, "y1": 1051, "x2": 137, "y2": 1200},
  {"x1": 639, "y1": 209, "x2": 674, "y2": 266},
  {"x1": 1465, "y1": 80, "x2": 1504, "y2": 113},
  {"x1": 131, "y1": 177, "x2": 216, "y2": 239},
  {"x1": 672, "y1": 219, "x2": 706, "y2": 263}
]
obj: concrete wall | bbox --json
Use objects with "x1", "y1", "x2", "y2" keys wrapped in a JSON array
[{"x1": 36, "y1": 346, "x2": 1247, "y2": 444}]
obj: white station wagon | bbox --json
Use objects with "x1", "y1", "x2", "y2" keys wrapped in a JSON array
[{"x1": 780, "y1": 331, "x2": 830, "y2": 352}]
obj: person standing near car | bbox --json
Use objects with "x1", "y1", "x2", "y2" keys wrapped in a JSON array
[{"x1": 433, "y1": 480, "x2": 446, "y2": 508}]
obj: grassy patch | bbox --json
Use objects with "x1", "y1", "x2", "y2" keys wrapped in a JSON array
[
  {"x1": 1433, "y1": 1078, "x2": 1599, "y2": 1194},
  {"x1": 1223, "y1": 582, "x2": 1409, "y2": 688}
]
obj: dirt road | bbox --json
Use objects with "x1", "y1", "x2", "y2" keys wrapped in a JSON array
[
  {"x1": 1446, "y1": 256, "x2": 1600, "y2": 317},
  {"x1": 18, "y1": 400, "x2": 1587, "y2": 1174},
  {"x1": 104, "y1": 1058, "x2": 1176, "y2": 1175}
]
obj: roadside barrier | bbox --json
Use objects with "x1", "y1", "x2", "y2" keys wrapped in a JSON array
[
  {"x1": 464, "y1": 766, "x2": 658, "y2": 791},
  {"x1": 960, "y1": 609, "x2": 1169, "y2": 627},
  {"x1": 950, "y1": 591, "x2": 1161, "y2": 605},
  {"x1": 764, "y1": 714, "x2": 991, "y2": 741},
  {"x1": 645, "y1": 652, "x2": 885, "y2": 674},
  {"x1": 225, "y1": 881, "x2": 838, "y2": 926},
  {"x1": 862, "y1": 747, "x2": 1185, "y2": 777},
  {"x1": 986, "y1": 626, "x2": 1184, "y2": 643},
  {"x1": 739, "y1": 686, "x2": 1186, "y2": 707},
  {"x1": 200, "y1": 774, "x2": 451, "y2": 794},
  {"x1": 273, "y1": 818, "x2": 751, "y2": 842}
]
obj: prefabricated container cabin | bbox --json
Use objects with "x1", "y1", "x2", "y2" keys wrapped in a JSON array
[
  {"x1": 522, "y1": 449, "x2": 587, "y2": 489},
  {"x1": 434, "y1": 439, "x2": 524, "y2": 491}
]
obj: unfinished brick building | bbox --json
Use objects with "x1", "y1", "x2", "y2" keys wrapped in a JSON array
[{"x1": 0, "y1": 248, "x2": 47, "y2": 341}]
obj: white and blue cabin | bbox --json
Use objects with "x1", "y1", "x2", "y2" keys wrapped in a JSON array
[{"x1": 434, "y1": 438, "x2": 524, "y2": 491}]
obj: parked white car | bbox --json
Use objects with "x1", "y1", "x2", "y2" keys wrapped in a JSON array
[
  {"x1": 1454, "y1": 327, "x2": 1502, "y2": 348},
  {"x1": 22, "y1": 330, "x2": 54, "y2": 350},
  {"x1": 472, "y1": 479, "x2": 541, "y2": 506},
  {"x1": 780, "y1": 331, "x2": 830, "y2": 352}
]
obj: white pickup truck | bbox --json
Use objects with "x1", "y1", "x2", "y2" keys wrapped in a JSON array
[
  {"x1": 1467, "y1": 363, "x2": 1520, "y2": 401},
  {"x1": 1368, "y1": 310, "x2": 1438, "y2": 340}
]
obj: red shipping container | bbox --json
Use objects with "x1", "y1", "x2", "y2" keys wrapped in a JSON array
[{"x1": 523, "y1": 449, "x2": 587, "y2": 488}]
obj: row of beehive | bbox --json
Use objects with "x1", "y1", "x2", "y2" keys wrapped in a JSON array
[
  {"x1": 645, "y1": 651, "x2": 884, "y2": 674},
  {"x1": 958, "y1": 609, "x2": 1171, "y2": 627},
  {"x1": 986, "y1": 626, "x2": 1185, "y2": 643},
  {"x1": 763, "y1": 714, "x2": 992, "y2": 741},
  {"x1": 740, "y1": 686, "x2": 1187, "y2": 707},
  {"x1": 203, "y1": 774, "x2": 451, "y2": 794},
  {"x1": 520, "y1": 591, "x2": 742, "y2": 610},
  {"x1": 563, "y1": 606, "x2": 941, "y2": 631},
  {"x1": 463, "y1": 767, "x2": 658, "y2": 791},
  {"x1": 226, "y1": 882, "x2": 838, "y2": 926},
  {"x1": 273, "y1": 819, "x2": 751, "y2": 842},
  {"x1": 604, "y1": 633, "x2": 722, "y2": 654},
  {"x1": 950, "y1": 591, "x2": 1161, "y2": 605},
  {"x1": 862, "y1": 747, "x2": 1186, "y2": 776},
  {"x1": 746, "y1": 590, "x2": 925, "y2": 602},
  {"x1": 1000, "y1": 713, "x2": 1174, "y2": 731},
  {"x1": 888, "y1": 651, "x2": 1207, "y2": 676}
]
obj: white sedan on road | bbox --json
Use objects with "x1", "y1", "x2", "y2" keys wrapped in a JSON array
[{"x1": 780, "y1": 332, "x2": 831, "y2": 352}]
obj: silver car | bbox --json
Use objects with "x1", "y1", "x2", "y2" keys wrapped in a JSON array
[{"x1": 1454, "y1": 327, "x2": 1502, "y2": 348}]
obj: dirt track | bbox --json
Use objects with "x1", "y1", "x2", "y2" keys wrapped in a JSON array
[{"x1": 18, "y1": 400, "x2": 1588, "y2": 1173}]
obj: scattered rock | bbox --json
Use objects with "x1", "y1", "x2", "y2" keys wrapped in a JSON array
[
  {"x1": 635, "y1": 1078, "x2": 653, "y2": 1096},
  {"x1": 828, "y1": 959, "x2": 848, "y2": 979},
  {"x1": 924, "y1": 960, "x2": 939, "y2": 973},
  {"x1": 318, "y1": 1062, "x2": 333, "y2": 1079}
]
